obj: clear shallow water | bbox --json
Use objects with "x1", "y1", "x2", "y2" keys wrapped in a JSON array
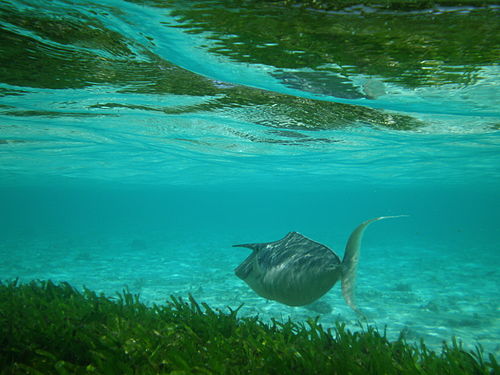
[{"x1": 1, "y1": 0, "x2": 499, "y2": 358}]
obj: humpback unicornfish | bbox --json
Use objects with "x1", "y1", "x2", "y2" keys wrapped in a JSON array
[{"x1": 233, "y1": 216, "x2": 406, "y2": 314}]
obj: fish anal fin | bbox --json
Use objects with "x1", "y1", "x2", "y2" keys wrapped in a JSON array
[{"x1": 341, "y1": 265, "x2": 358, "y2": 312}]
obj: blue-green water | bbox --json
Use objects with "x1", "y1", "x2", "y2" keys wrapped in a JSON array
[{"x1": 1, "y1": 0, "x2": 499, "y2": 357}]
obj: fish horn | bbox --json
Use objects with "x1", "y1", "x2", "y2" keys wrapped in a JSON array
[
  {"x1": 232, "y1": 243, "x2": 262, "y2": 251},
  {"x1": 341, "y1": 215, "x2": 407, "y2": 314}
]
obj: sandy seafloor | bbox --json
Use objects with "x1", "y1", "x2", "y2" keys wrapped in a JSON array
[{"x1": 2, "y1": 226, "x2": 499, "y2": 358}]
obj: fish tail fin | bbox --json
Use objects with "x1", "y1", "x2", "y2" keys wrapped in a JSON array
[{"x1": 341, "y1": 215, "x2": 407, "y2": 313}]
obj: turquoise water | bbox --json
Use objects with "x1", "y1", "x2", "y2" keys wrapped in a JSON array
[{"x1": 1, "y1": 0, "x2": 499, "y2": 357}]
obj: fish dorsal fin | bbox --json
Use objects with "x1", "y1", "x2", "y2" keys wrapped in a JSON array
[
  {"x1": 281, "y1": 231, "x2": 337, "y2": 251},
  {"x1": 232, "y1": 232, "x2": 306, "y2": 252}
]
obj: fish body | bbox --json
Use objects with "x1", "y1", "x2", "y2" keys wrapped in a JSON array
[{"x1": 234, "y1": 216, "x2": 405, "y2": 313}]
